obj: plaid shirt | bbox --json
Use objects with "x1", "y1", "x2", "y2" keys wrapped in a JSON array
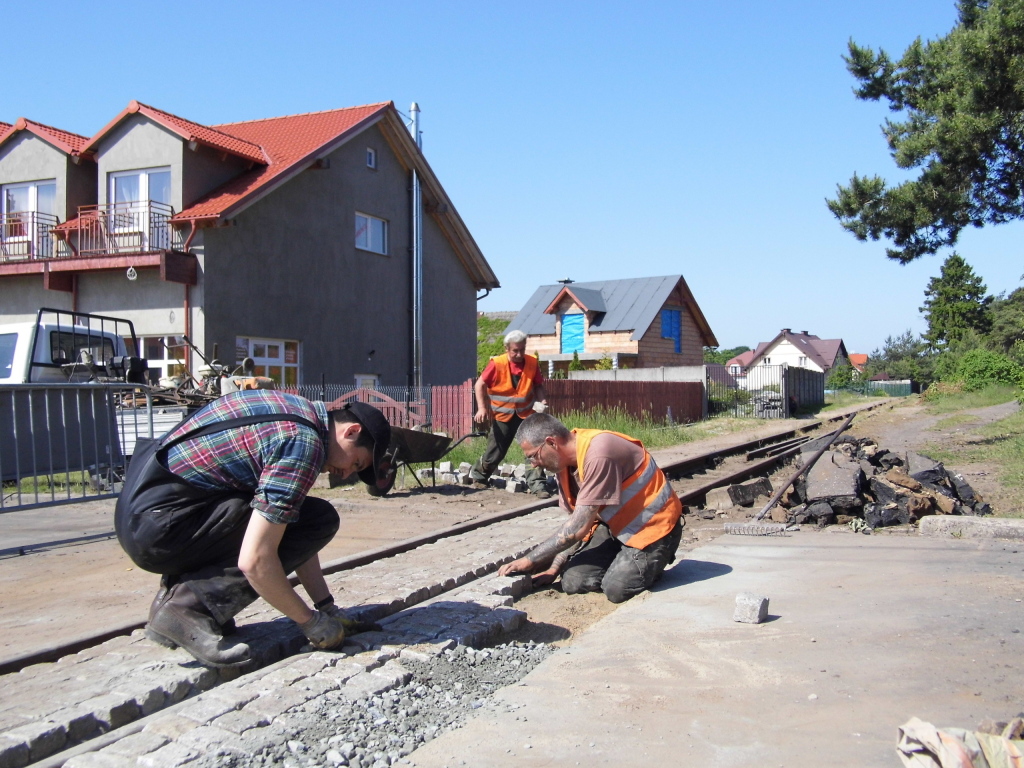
[{"x1": 164, "y1": 390, "x2": 330, "y2": 525}]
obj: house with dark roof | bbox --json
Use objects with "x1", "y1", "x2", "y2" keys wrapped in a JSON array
[
  {"x1": 0, "y1": 101, "x2": 498, "y2": 386},
  {"x1": 508, "y1": 275, "x2": 717, "y2": 373},
  {"x1": 746, "y1": 329, "x2": 849, "y2": 376}
]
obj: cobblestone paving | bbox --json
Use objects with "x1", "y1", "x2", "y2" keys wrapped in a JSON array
[{"x1": 0, "y1": 508, "x2": 563, "y2": 767}]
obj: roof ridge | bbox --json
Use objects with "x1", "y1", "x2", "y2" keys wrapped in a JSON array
[
  {"x1": 212, "y1": 102, "x2": 393, "y2": 127},
  {"x1": 18, "y1": 117, "x2": 90, "y2": 142},
  {"x1": 133, "y1": 100, "x2": 264, "y2": 151}
]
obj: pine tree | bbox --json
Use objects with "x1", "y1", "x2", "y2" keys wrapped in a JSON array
[{"x1": 920, "y1": 254, "x2": 992, "y2": 349}]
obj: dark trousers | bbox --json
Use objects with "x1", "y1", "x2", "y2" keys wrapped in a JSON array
[
  {"x1": 470, "y1": 416, "x2": 547, "y2": 491},
  {"x1": 560, "y1": 519, "x2": 684, "y2": 604},
  {"x1": 117, "y1": 489, "x2": 338, "y2": 626}
]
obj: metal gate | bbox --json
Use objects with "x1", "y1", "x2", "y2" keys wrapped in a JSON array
[{"x1": 706, "y1": 364, "x2": 824, "y2": 419}]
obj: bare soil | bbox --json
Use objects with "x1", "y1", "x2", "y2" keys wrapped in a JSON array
[{"x1": 2, "y1": 398, "x2": 1016, "y2": 663}]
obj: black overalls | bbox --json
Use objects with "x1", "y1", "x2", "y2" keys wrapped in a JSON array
[{"x1": 115, "y1": 412, "x2": 340, "y2": 626}]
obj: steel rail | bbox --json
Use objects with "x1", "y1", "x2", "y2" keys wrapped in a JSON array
[{"x1": 0, "y1": 403, "x2": 886, "y2": 676}]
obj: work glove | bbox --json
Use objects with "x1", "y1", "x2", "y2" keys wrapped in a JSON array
[
  {"x1": 317, "y1": 597, "x2": 382, "y2": 634},
  {"x1": 299, "y1": 610, "x2": 347, "y2": 649}
]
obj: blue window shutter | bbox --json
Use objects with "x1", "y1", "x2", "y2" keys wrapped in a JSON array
[{"x1": 561, "y1": 314, "x2": 585, "y2": 354}]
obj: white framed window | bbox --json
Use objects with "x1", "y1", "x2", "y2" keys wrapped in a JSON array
[
  {"x1": 366, "y1": 148, "x2": 377, "y2": 169},
  {"x1": 236, "y1": 336, "x2": 300, "y2": 387},
  {"x1": 354, "y1": 373, "x2": 379, "y2": 389},
  {"x1": 108, "y1": 167, "x2": 172, "y2": 249},
  {"x1": 355, "y1": 212, "x2": 387, "y2": 255},
  {"x1": 138, "y1": 335, "x2": 187, "y2": 384},
  {"x1": 763, "y1": 357, "x2": 771, "y2": 365},
  {"x1": 1, "y1": 180, "x2": 57, "y2": 258},
  {"x1": 798, "y1": 356, "x2": 807, "y2": 366}
]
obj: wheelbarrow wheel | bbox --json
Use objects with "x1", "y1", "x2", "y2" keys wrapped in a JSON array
[{"x1": 366, "y1": 458, "x2": 397, "y2": 497}]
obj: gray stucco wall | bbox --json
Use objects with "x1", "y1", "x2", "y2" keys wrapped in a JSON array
[
  {"x1": 95, "y1": 116, "x2": 184, "y2": 208},
  {"x1": 201, "y1": 123, "x2": 476, "y2": 386},
  {"x1": 182, "y1": 143, "x2": 251, "y2": 209},
  {"x1": 65, "y1": 157, "x2": 97, "y2": 219},
  {"x1": 0, "y1": 133, "x2": 89, "y2": 221},
  {"x1": 0, "y1": 275, "x2": 70, "y2": 322}
]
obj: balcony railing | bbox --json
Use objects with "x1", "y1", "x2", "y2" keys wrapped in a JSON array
[
  {"x1": 73, "y1": 200, "x2": 176, "y2": 257},
  {"x1": 0, "y1": 211, "x2": 59, "y2": 262}
]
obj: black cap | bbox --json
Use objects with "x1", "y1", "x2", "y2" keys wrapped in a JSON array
[{"x1": 328, "y1": 401, "x2": 392, "y2": 487}]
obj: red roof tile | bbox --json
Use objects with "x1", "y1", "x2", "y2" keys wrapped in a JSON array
[
  {"x1": 80, "y1": 101, "x2": 267, "y2": 164},
  {"x1": 173, "y1": 102, "x2": 392, "y2": 221},
  {"x1": 848, "y1": 353, "x2": 868, "y2": 371},
  {"x1": 0, "y1": 117, "x2": 90, "y2": 155}
]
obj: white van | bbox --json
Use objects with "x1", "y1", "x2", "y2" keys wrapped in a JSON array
[{"x1": 0, "y1": 308, "x2": 146, "y2": 384}]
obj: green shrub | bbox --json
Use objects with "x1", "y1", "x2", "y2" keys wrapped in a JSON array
[
  {"x1": 568, "y1": 351, "x2": 584, "y2": 371},
  {"x1": 953, "y1": 349, "x2": 1024, "y2": 391}
]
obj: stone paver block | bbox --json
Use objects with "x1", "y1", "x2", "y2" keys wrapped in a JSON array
[
  {"x1": 83, "y1": 692, "x2": 141, "y2": 731},
  {"x1": 2, "y1": 720, "x2": 67, "y2": 762},
  {"x1": 734, "y1": 592, "x2": 770, "y2": 624},
  {"x1": 143, "y1": 714, "x2": 201, "y2": 741},
  {"x1": 243, "y1": 688, "x2": 312, "y2": 720},
  {"x1": 492, "y1": 607, "x2": 528, "y2": 633},
  {"x1": 177, "y1": 698, "x2": 238, "y2": 725},
  {"x1": 100, "y1": 730, "x2": 169, "y2": 759},
  {"x1": 63, "y1": 752, "x2": 134, "y2": 768},
  {"x1": 113, "y1": 684, "x2": 166, "y2": 717},
  {"x1": 137, "y1": 741, "x2": 200, "y2": 768},
  {"x1": 371, "y1": 661, "x2": 412, "y2": 687},
  {"x1": 0, "y1": 735, "x2": 30, "y2": 768},
  {"x1": 210, "y1": 709, "x2": 270, "y2": 735},
  {"x1": 805, "y1": 452, "x2": 861, "y2": 502},
  {"x1": 290, "y1": 674, "x2": 340, "y2": 698},
  {"x1": 43, "y1": 705, "x2": 100, "y2": 743},
  {"x1": 342, "y1": 671, "x2": 398, "y2": 698},
  {"x1": 204, "y1": 687, "x2": 258, "y2": 711},
  {"x1": 176, "y1": 724, "x2": 250, "y2": 756}
]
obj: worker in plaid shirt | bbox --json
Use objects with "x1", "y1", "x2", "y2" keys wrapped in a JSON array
[{"x1": 115, "y1": 390, "x2": 391, "y2": 668}]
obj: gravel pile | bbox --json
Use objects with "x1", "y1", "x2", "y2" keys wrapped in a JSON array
[{"x1": 196, "y1": 642, "x2": 552, "y2": 768}]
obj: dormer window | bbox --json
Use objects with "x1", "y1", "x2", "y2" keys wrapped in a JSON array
[
  {"x1": 110, "y1": 167, "x2": 171, "y2": 207},
  {"x1": 105, "y1": 167, "x2": 173, "y2": 252},
  {"x1": 1, "y1": 180, "x2": 57, "y2": 260},
  {"x1": 366, "y1": 148, "x2": 377, "y2": 169}
]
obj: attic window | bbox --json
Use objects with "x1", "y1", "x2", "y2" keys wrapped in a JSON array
[
  {"x1": 366, "y1": 148, "x2": 377, "y2": 169},
  {"x1": 660, "y1": 309, "x2": 681, "y2": 354},
  {"x1": 355, "y1": 212, "x2": 387, "y2": 255}
]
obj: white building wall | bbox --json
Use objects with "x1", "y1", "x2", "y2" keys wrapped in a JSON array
[{"x1": 753, "y1": 339, "x2": 824, "y2": 373}]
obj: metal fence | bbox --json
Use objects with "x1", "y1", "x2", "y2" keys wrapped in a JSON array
[
  {"x1": 706, "y1": 364, "x2": 824, "y2": 418},
  {"x1": 0, "y1": 384, "x2": 184, "y2": 511}
]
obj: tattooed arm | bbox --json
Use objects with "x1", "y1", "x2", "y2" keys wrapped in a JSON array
[{"x1": 498, "y1": 505, "x2": 602, "y2": 577}]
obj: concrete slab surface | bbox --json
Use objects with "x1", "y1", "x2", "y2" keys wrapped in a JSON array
[{"x1": 410, "y1": 530, "x2": 1024, "y2": 768}]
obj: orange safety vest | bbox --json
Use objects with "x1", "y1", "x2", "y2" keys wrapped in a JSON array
[
  {"x1": 487, "y1": 354, "x2": 538, "y2": 422},
  {"x1": 559, "y1": 429, "x2": 682, "y2": 550}
]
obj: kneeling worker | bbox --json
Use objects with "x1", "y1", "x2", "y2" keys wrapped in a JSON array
[
  {"x1": 115, "y1": 390, "x2": 391, "y2": 667},
  {"x1": 498, "y1": 413, "x2": 683, "y2": 603}
]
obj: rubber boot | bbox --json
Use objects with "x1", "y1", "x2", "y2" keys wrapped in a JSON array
[{"x1": 146, "y1": 582, "x2": 250, "y2": 668}]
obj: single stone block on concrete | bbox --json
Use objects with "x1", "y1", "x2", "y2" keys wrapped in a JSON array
[{"x1": 733, "y1": 592, "x2": 769, "y2": 624}]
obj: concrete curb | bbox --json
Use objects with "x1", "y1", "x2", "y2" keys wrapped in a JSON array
[{"x1": 919, "y1": 515, "x2": 1024, "y2": 540}]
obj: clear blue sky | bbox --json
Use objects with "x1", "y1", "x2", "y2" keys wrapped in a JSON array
[{"x1": 7, "y1": 1, "x2": 1022, "y2": 355}]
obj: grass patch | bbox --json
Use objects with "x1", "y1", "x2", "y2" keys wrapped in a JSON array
[
  {"x1": 410, "y1": 408, "x2": 767, "y2": 472},
  {"x1": 923, "y1": 384, "x2": 1020, "y2": 414},
  {"x1": 820, "y1": 391, "x2": 888, "y2": 412},
  {"x1": 933, "y1": 413, "x2": 980, "y2": 430},
  {"x1": 922, "y1": 407, "x2": 1024, "y2": 518}
]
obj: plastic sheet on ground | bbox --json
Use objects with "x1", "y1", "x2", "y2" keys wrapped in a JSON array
[{"x1": 897, "y1": 716, "x2": 1024, "y2": 768}]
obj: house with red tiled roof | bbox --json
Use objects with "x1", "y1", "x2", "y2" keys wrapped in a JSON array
[
  {"x1": 848, "y1": 353, "x2": 868, "y2": 376},
  {"x1": 0, "y1": 101, "x2": 498, "y2": 385},
  {"x1": 726, "y1": 349, "x2": 755, "y2": 377},
  {"x1": 747, "y1": 329, "x2": 849, "y2": 375}
]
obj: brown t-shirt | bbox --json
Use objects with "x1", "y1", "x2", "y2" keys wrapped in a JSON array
[{"x1": 559, "y1": 432, "x2": 646, "y2": 511}]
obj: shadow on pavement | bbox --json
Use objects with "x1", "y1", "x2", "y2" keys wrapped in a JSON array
[{"x1": 656, "y1": 558, "x2": 732, "y2": 591}]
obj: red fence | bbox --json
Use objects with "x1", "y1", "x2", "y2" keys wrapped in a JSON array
[
  {"x1": 543, "y1": 380, "x2": 703, "y2": 424},
  {"x1": 431, "y1": 381, "x2": 476, "y2": 438}
]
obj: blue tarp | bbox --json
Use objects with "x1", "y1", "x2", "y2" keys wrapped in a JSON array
[{"x1": 561, "y1": 314, "x2": 584, "y2": 354}]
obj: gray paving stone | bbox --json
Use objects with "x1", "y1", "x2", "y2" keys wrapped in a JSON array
[
  {"x1": 399, "y1": 640, "x2": 456, "y2": 663},
  {"x1": 42, "y1": 705, "x2": 100, "y2": 743},
  {"x1": 290, "y1": 675, "x2": 340, "y2": 698},
  {"x1": 0, "y1": 735, "x2": 30, "y2": 768},
  {"x1": 1, "y1": 719, "x2": 66, "y2": 762},
  {"x1": 176, "y1": 724, "x2": 250, "y2": 756},
  {"x1": 142, "y1": 714, "x2": 201, "y2": 741},
  {"x1": 243, "y1": 688, "x2": 313, "y2": 720},
  {"x1": 83, "y1": 692, "x2": 141, "y2": 731},
  {"x1": 177, "y1": 698, "x2": 238, "y2": 725},
  {"x1": 209, "y1": 709, "x2": 270, "y2": 735},
  {"x1": 371, "y1": 662, "x2": 412, "y2": 687},
  {"x1": 63, "y1": 752, "x2": 134, "y2": 768},
  {"x1": 99, "y1": 730, "x2": 169, "y2": 759},
  {"x1": 340, "y1": 672, "x2": 397, "y2": 698},
  {"x1": 137, "y1": 741, "x2": 200, "y2": 768}
]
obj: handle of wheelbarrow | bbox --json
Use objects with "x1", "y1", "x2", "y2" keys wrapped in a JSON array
[{"x1": 438, "y1": 431, "x2": 487, "y2": 460}]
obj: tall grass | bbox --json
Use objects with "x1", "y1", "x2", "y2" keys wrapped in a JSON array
[
  {"x1": 923, "y1": 383, "x2": 1019, "y2": 414},
  {"x1": 820, "y1": 390, "x2": 887, "y2": 411}
]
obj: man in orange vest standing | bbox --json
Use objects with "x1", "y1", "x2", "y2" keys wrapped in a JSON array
[
  {"x1": 470, "y1": 329, "x2": 550, "y2": 497},
  {"x1": 498, "y1": 412, "x2": 684, "y2": 602}
]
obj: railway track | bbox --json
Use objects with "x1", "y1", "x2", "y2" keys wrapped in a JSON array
[{"x1": 0, "y1": 403, "x2": 884, "y2": 767}]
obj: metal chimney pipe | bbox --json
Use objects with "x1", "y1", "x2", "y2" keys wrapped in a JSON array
[{"x1": 410, "y1": 103, "x2": 424, "y2": 389}]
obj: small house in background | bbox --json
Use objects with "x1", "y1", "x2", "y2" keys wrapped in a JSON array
[
  {"x1": 726, "y1": 349, "x2": 756, "y2": 378},
  {"x1": 746, "y1": 329, "x2": 849, "y2": 375},
  {"x1": 848, "y1": 353, "x2": 868, "y2": 377},
  {"x1": 508, "y1": 275, "x2": 717, "y2": 375}
]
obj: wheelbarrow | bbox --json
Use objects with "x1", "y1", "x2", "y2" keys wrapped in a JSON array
[{"x1": 367, "y1": 426, "x2": 486, "y2": 497}]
